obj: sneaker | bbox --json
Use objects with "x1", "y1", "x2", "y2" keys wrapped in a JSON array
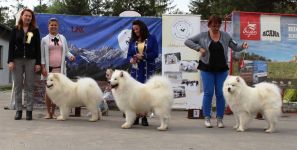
[
  {"x1": 217, "y1": 118, "x2": 224, "y2": 128},
  {"x1": 204, "y1": 118, "x2": 212, "y2": 128},
  {"x1": 44, "y1": 114, "x2": 51, "y2": 119}
]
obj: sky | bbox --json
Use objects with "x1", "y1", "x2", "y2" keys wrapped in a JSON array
[{"x1": 2, "y1": 0, "x2": 191, "y2": 14}]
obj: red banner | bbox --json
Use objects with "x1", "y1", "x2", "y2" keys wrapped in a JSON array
[{"x1": 240, "y1": 13, "x2": 260, "y2": 40}]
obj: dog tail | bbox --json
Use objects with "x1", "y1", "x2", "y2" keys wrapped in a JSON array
[
  {"x1": 255, "y1": 82, "x2": 282, "y2": 109},
  {"x1": 146, "y1": 75, "x2": 172, "y2": 90}
]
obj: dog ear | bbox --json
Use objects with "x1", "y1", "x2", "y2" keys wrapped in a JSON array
[
  {"x1": 53, "y1": 73, "x2": 60, "y2": 81},
  {"x1": 120, "y1": 71, "x2": 124, "y2": 77},
  {"x1": 236, "y1": 76, "x2": 240, "y2": 82}
]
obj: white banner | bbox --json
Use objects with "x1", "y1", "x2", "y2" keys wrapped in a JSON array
[
  {"x1": 260, "y1": 15, "x2": 281, "y2": 41},
  {"x1": 162, "y1": 15, "x2": 202, "y2": 109}
]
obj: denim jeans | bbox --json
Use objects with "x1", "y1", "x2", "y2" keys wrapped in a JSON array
[{"x1": 201, "y1": 71, "x2": 228, "y2": 119}]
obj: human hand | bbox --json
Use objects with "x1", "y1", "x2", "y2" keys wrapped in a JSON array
[
  {"x1": 130, "y1": 58, "x2": 137, "y2": 64},
  {"x1": 242, "y1": 42, "x2": 248, "y2": 49},
  {"x1": 35, "y1": 65, "x2": 41, "y2": 73},
  {"x1": 69, "y1": 56, "x2": 76, "y2": 62},
  {"x1": 135, "y1": 53, "x2": 143, "y2": 60},
  {"x1": 199, "y1": 48, "x2": 206, "y2": 57},
  {"x1": 41, "y1": 68, "x2": 48, "y2": 77},
  {"x1": 8, "y1": 62, "x2": 14, "y2": 71}
]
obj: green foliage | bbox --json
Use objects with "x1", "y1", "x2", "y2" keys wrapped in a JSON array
[
  {"x1": 34, "y1": 4, "x2": 48, "y2": 13},
  {"x1": 107, "y1": 0, "x2": 173, "y2": 16},
  {"x1": 189, "y1": 0, "x2": 297, "y2": 19},
  {"x1": 284, "y1": 89, "x2": 297, "y2": 102},
  {"x1": 268, "y1": 62, "x2": 297, "y2": 79}
]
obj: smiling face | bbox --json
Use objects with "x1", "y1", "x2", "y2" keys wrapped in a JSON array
[
  {"x1": 46, "y1": 73, "x2": 60, "y2": 90},
  {"x1": 132, "y1": 25, "x2": 141, "y2": 39},
  {"x1": 48, "y1": 20, "x2": 59, "y2": 35},
  {"x1": 21, "y1": 10, "x2": 32, "y2": 26},
  {"x1": 109, "y1": 70, "x2": 125, "y2": 89}
]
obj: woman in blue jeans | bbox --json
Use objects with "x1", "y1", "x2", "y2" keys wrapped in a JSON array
[{"x1": 185, "y1": 15, "x2": 248, "y2": 128}]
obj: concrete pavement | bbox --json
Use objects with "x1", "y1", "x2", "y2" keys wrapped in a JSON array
[{"x1": 0, "y1": 90, "x2": 296, "y2": 150}]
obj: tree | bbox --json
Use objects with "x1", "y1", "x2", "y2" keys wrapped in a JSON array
[
  {"x1": 34, "y1": 4, "x2": 48, "y2": 13},
  {"x1": 189, "y1": 0, "x2": 297, "y2": 19},
  {"x1": 47, "y1": 0, "x2": 91, "y2": 15},
  {"x1": 97, "y1": 0, "x2": 174, "y2": 16}
]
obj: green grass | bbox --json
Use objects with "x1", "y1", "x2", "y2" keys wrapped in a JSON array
[
  {"x1": 268, "y1": 62, "x2": 297, "y2": 79},
  {"x1": 0, "y1": 85, "x2": 12, "y2": 91}
]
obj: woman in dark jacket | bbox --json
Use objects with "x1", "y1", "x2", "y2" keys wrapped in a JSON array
[
  {"x1": 127, "y1": 20, "x2": 159, "y2": 126},
  {"x1": 7, "y1": 8, "x2": 41, "y2": 120}
]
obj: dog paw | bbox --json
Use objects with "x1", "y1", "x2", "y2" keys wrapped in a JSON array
[
  {"x1": 233, "y1": 125, "x2": 239, "y2": 129},
  {"x1": 89, "y1": 118, "x2": 98, "y2": 122},
  {"x1": 121, "y1": 123, "x2": 132, "y2": 129},
  {"x1": 157, "y1": 126, "x2": 168, "y2": 131},
  {"x1": 236, "y1": 128, "x2": 245, "y2": 132},
  {"x1": 265, "y1": 129, "x2": 274, "y2": 133},
  {"x1": 56, "y1": 116, "x2": 66, "y2": 121}
]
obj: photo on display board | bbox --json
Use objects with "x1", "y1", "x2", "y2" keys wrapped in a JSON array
[
  {"x1": 164, "y1": 52, "x2": 181, "y2": 65},
  {"x1": 179, "y1": 60, "x2": 199, "y2": 72},
  {"x1": 173, "y1": 86, "x2": 186, "y2": 99},
  {"x1": 164, "y1": 71, "x2": 182, "y2": 83}
]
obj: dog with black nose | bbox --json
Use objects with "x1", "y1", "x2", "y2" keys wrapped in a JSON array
[
  {"x1": 109, "y1": 70, "x2": 174, "y2": 131},
  {"x1": 223, "y1": 76, "x2": 282, "y2": 133}
]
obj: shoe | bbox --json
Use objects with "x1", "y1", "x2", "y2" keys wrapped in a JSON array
[
  {"x1": 133, "y1": 117, "x2": 139, "y2": 125},
  {"x1": 217, "y1": 118, "x2": 224, "y2": 128},
  {"x1": 26, "y1": 111, "x2": 32, "y2": 120},
  {"x1": 204, "y1": 118, "x2": 212, "y2": 128},
  {"x1": 44, "y1": 114, "x2": 51, "y2": 119},
  {"x1": 14, "y1": 111, "x2": 22, "y2": 120},
  {"x1": 141, "y1": 116, "x2": 149, "y2": 126}
]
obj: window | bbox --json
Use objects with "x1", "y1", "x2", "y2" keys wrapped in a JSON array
[{"x1": 0, "y1": 45, "x2": 2, "y2": 69}]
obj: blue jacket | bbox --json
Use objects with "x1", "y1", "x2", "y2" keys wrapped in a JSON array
[{"x1": 127, "y1": 34, "x2": 159, "y2": 83}]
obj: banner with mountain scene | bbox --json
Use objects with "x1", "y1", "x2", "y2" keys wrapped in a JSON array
[{"x1": 36, "y1": 14, "x2": 162, "y2": 80}]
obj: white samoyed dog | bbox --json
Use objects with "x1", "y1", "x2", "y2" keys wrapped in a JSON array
[
  {"x1": 109, "y1": 70, "x2": 174, "y2": 131},
  {"x1": 223, "y1": 76, "x2": 282, "y2": 133},
  {"x1": 46, "y1": 73, "x2": 103, "y2": 121}
]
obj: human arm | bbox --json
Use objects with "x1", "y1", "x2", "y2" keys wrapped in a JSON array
[
  {"x1": 34, "y1": 29, "x2": 41, "y2": 72},
  {"x1": 227, "y1": 33, "x2": 248, "y2": 52},
  {"x1": 61, "y1": 35, "x2": 75, "y2": 62},
  {"x1": 143, "y1": 35, "x2": 159, "y2": 61},
  {"x1": 7, "y1": 28, "x2": 16, "y2": 70},
  {"x1": 127, "y1": 41, "x2": 137, "y2": 64}
]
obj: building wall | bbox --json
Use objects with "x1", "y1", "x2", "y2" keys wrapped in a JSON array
[{"x1": 0, "y1": 37, "x2": 11, "y2": 85}]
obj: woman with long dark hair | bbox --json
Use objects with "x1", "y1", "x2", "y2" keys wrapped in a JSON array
[{"x1": 127, "y1": 20, "x2": 159, "y2": 126}]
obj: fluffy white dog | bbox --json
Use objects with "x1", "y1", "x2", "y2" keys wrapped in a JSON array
[
  {"x1": 110, "y1": 70, "x2": 174, "y2": 131},
  {"x1": 223, "y1": 76, "x2": 282, "y2": 133},
  {"x1": 46, "y1": 73, "x2": 103, "y2": 121}
]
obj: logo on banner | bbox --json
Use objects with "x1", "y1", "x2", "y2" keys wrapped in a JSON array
[
  {"x1": 242, "y1": 22, "x2": 258, "y2": 38},
  {"x1": 172, "y1": 19, "x2": 193, "y2": 41},
  {"x1": 262, "y1": 30, "x2": 280, "y2": 37},
  {"x1": 72, "y1": 26, "x2": 85, "y2": 33},
  {"x1": 240, "y1": 14, "x2": 260, "y2": 40}
]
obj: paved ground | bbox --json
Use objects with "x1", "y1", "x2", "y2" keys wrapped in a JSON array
[{"x1": 0, "y1": 90, "x2": 296, "y2": 150}]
